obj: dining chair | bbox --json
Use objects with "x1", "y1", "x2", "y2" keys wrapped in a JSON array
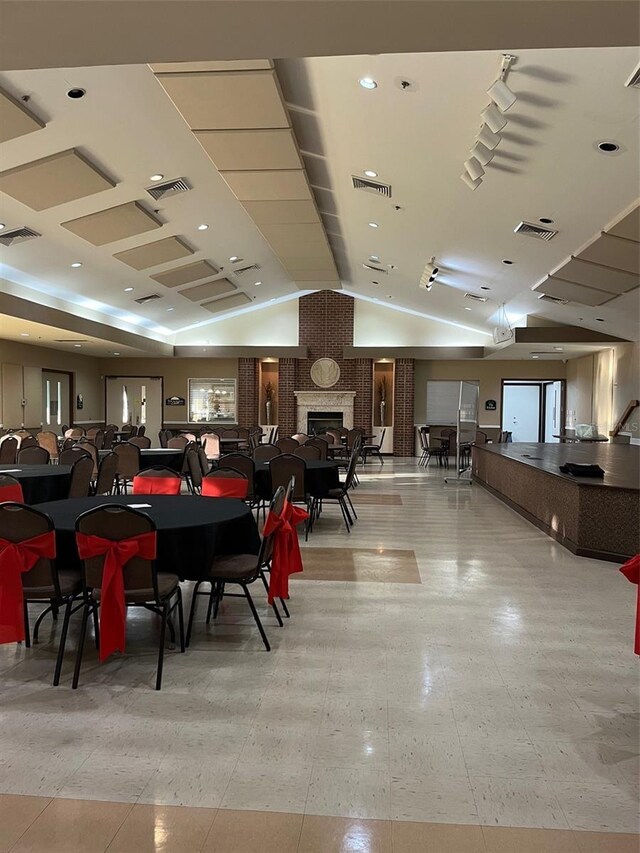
[
  {"x1": 269, "y1": 454, "x2": 307, "y2": 505},
  {"x1": 197, "y1": 445, "x2": 211, "y2": 477},
  {"x1": 305, "y1": 438, "x2": 328, "y2": 460},
  {"x1": 186, "y1": 450, "x2": 203, "y2": 495},
  {"x1": 113, "y1": 443, "x2": 141, "y2": 493},
  {"x1": 276, "y1": 437, "x2": 298, "y2": 454},
  {"x1": 59, "y1": 446, "x2": 91, "y2": 467},
  {"x1": 292, "y1": 433, "x2": 308, "y2": 444},
  {"x1": 77, "y1": 439, "x2": 99, "y2": 479},
  {"x1": 253, "y1": 443, "x2": 281, "y2": 462},
  {"x1": 128, "y1": 436, "x2": 151, "y2": 449},
  {"x1": 168, "y1": 435, "x2": 189, "y2": 450},
  {"x1": 94, "y1": 451, "x2": 118, "y2": 495},
  {"x1": 362, "y1": 428, "x2": 386, "y2": 465},
  {"x1": 0, "y1": 436, "x2": 19, "y2": 464},
  {"x1": 218, "y1": 454, "x2": 256, "y2": 505},
  {"x1": 37, "y1": 431, "x2": 59, "y2": 462},
  {"x1": 0, "y1": 502, "x2": 81, "y2": 686},
  {"x1": 73, "y1": 505, "x2": 184, "y2": 690},
  {"x1": 19, "y1": 435, "x2": 38, "y2": 449},
  {"x1": 64, "y1": 428, "x2": 84, "y2": 439},
  {"x1": 158, "y1": 429, "x2": 168, "y2": 448},
  {"x1": 68, "y1": 456, "x2": 94, "y2": 498},
  {"x1": 294, "y1": 444, "x2": 321, "y2": 461},
  {"x1": 103, "y1": 428, "x2": 116, "y2": 450},
  {"x1": 201, "y1": 433, "x2": 221, "y2": 462},
  {"x1": 308, "y1": 445, "x2": 359, "y2": 535},
  {"x1": 185, "y1": 487, "x2": 286, "y2": 650},
  {"x1": 202, "y1": 468, "x2": 249, "y2": 499},
  {"x1": 17, "y1": 445, "x2": 50, "y2": 465},
  {"x1": 137, "y1": 425, "x2": 146, "y2": 437},
  {"x1": 0, "y1": 473, "x2": 24, "y2": 503},
  {"x1": 133, "y1": 466, "x2": 181, "y2": 495}
]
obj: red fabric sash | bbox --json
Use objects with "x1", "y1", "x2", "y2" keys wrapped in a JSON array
[
  {"x1": 0, "y1": 530, "x2": 56, "y2": 644},
  {"x1": 620, "y1": 554, "x2": 640, "y2": 655},
  {"x1": 0, "y1": 483, "x2": 24, "y2": 504},
  {"x1": 202, "y1": 478, "x2": 248, "y2": 499},
  {"x1": 262, "y1": 499, "x2": 308, "y2": 604},
  {"x1": 132, "y1": 475, "x2": 180, "y2": 495},
  {"x1": 76, "y1": 531, "x2": 157, "y2": 661}
]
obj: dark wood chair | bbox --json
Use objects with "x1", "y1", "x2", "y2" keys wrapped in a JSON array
[{"x1": 17, "y1": 445, "x2": 50, "y2": 465}]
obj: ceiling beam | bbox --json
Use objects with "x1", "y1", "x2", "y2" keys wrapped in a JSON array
[{"x1": 1, "y1": 2, "x2": 637, "y2": 71}]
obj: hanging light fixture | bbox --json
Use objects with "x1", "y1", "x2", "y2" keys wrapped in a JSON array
[
  {"x1": 461, "y1": 172, "x2": 482, "y2": 190},
  {"x1": 470, "y1": 140, "x2": 494, "y2": 166},
  {"x1": 464, "y1": 156, "x2": 485, "y2": 181},
  {"x1": 481, "y1": 102, "x2": 508, "y2": 133},
  {"x1": 477, "y1": 123, "x2": 502, "y2": 150},
  {"x1": 487, "y1": 54, "x2": 517, "y2": 112}
]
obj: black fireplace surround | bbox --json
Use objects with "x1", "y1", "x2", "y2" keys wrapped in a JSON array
[{"x1": 308, "y1": 411, "x2": 343, "y2": 435}]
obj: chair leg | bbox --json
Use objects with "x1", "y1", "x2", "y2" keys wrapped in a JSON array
[
  {"x1": 241, "y1": 584, "x2": 270, "y2": 651},
  {"x1": 279, "y1": 597, "x2": 290, "y2": 618},
  {"x1": 185, "y1": 581, "x2": 202, "y2": 647},
  {"x1": 338, "y1": 498, "x2": 351, "y2": 532},
  {"x1": 53, "y1": 598, "x2": 73, "y2": 687},
  {"x1": 92, "y1": 603, "x2": 100, "y2": 649},
  {"x1": 33, "y1": 603, "x2": 54, "y2": 644},
  {"x1": 155, "y1": 600, "x2": 168, "y2": 690},
  {"x1": 71, "y1": 602, "x2": 91, "y2": 689},
  {"x1": 205, "y1": 585, "x2": 215, "y2": 625},
  {"x1": 259, "y1": 572, "x2": 283, "y2": 627},
  {"x1": 23, "y1": 600, "x2": 31, "y2": 648},
  {"x1": 176, "y1": 587, "x2": 185, "y2": 653},
  {"x1": 345, "y1": 492, "x2": 358, "y2": 520}
]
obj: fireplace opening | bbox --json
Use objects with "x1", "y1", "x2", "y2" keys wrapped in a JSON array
[{"x1": 308, "y1": 411, "x2": 343, "y2": 435}]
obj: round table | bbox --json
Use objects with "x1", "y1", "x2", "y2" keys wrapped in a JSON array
[
  {"x1": 34, "y1": 495, "x2": 261, "y2": 581},
  {"x1": 99, "y1": 448, "x2": 185, "y2": 471},
  {"x1": 0, "y1": 463, "x2": 72, "y2": 504},
  {"x1": 254, "y1": 459, "x2": 340, "y2": 499}
]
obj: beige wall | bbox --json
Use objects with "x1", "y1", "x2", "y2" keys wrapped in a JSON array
[
  {"x1": 98, "y1": 356, "x2": 238, "y2": 424},
  {"x1": 566, "y1": 343, "x2": 640, "y2": 440},
  {"x1": 414, "y1": 359, "x2": 566, "y2": 427},
  {"x1": 0, "y1": 339, "x2": 103, "y2": 426}
]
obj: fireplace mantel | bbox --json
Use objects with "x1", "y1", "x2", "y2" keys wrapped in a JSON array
[{"x1": 294, "y1": 391, "x2": 356, "y2": 432}]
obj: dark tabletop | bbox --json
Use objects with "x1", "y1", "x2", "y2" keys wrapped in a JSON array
[
  {"x1": 0, "y1": 463, "x2": 72, "y2": 504},
  {"x1": 253, "y1": 459, "x2": 340, "y2": 499},
  {"x1": 34, "y1": 494, "x2": 261, "y2": 580},
  {"x1": 99, "y1": 448, "x2": 184, "y2": 471}
]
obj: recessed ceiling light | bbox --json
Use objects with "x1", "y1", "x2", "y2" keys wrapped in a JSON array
[
  {"x1": 166, "y1": 307, "x2": 175, "y2": 312},
  {"x1": 387, "y1": 295, "x2": 394, "y2": 299},
  {"x1": 595, "y1": 317, "x2": 605, "y2": 322},
  {"x1": 124, "y1": 287, "x2": 134, "y2": 292},
  {"x1": 368, "y1": 222, "x2": 379, "y2": 228},
  {"x1": 113, "y1": 352, "x2": 120, "y2": 356},
  {"x1": 597, "y1": 141, "x2": 620, "y2": 154},
  {"x1": 464, "y1": 307, "x2": 472, "y2": 311},
  {"x1": 229, "y1": 256, "x2": 240, "y2": 262},
  {"x1": 67, "y1": 87, "x2": 86, "y2": 99},
  {"x1": 502, "y1": 259, "x2": 513, "y2": 265},
  {"x1": 364, "y1": 170, "x2": 378, "y2": 178},
  {"x1": 73, "y1": 344, "x2": 82, "y2": 348},
  {"x1": 369, "y1": 255, "x2": 380, "y2": 262},
  {"x1": 532, "y1": 355, "x2": 539, "y2": 359},
  {"x1": 20, "y1": 332, "x2": 29, "y2": 337},
  {"x1": 480, "y1": 286, "x2": 491, "y2": 290},
  {"x1": 554, "y1": 347, "x2": 563, "y2": 351},
  {"x1": 372, "y1": 280, "x2": 379, "y2": 285},
  {"x1": 0, "y1": 223, "x2": 5, "y2": 230},
  {"x1": 197, "y1": 223, "x2": 209, "y2": 231},
  {"x1": 149, "y1": 174, "x2": 164, "y2": 182},
  {"x1": 539, "y1": 217, "x2": 554, "y2": 224},
  {"x1": 254, "y1": 281, "x2": 262, "y2": 286},
  {"x1": 70, "y1": 262, "x2": 82, "y2": 268},
  {"x1": 359, "y1": 77, "x2": 377, "y2": 90}
]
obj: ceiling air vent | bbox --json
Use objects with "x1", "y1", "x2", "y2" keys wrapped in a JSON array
[
  {"x1": 54, "y1": 338, "x2": 88, "y2": 343},
  {"x1": 464, "y1": 292, "x2": 488, "y2": 302},
  {"x1": 232, "y1": 263, "x2": 261, "y2": 275},
  {"x1": 146, "y1": 177, "x2": 192, "y2": 200},
  {"x1": 514, "y1": 221, "x2": 558, "y2": 241},
  {"x1": 351, "y1": 176, "x2": 392, "y2": 198},
  {"x1": 537, "y1": 293, "x2": 568, "y2": 305},
  {"x1": 134, "y1": 294, "x2": 162, "y2": 305},
  {"x1": 362, "y1": 262, "x2": 387, "y2": 274},
  {"x1": 625, "y1": 63, "x2": 640, "y2": 89},
  {"x1": 0, "y1": 226, "x2": 41, "y2": 247}
]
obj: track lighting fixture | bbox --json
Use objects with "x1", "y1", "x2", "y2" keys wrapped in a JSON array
[
  {"x1": 481, "y1": 102, "x2": 507, "y2": 133},
  {"x1": 460, "y1": 172, "x2": 482, "y2": 190},
  {"x1": 487, "y1": 54, "x2": 517, "y2": 112},
  {"x1": 477, "y1": 123, "x2": 502, "y2": 150},
  {"x1": 470, "y1": 141, "x2": 494, "y2": 166},
  {"x1": 464, "y1": 156, "x2": 485, "y2": 181},
  {"x1": 419, "y1": 257, "x2": 440, "y2": 290}
]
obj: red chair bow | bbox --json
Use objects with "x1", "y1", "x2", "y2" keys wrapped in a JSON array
[
  {"x1": 620, "y1": 554, "x2": 640, "y2": 655},
  {"x1": 0, "y1": 483, "x2": 24, "y2": 504},
  {"x1": 202, "y1": 478, "x2": 248, "y2": 499},
  {"x1": 0, "y1": 530, "x2": 56, "y2": 643},
  {"x1": 132, "y1": 475, "x2": 180, "y2": 495},
  {"x1": 262, "y1": 499, "x2": 308, "y2": 604},
  {"x1": 76, "y1": 531, "x2": 156, "y2": 661}
]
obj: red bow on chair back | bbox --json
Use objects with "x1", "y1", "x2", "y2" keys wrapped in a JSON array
[
  {"x1": 132, "y1": 475, "x2": 180, "y2": 495},
  {"x1": 76, "y1": 531, "x2": 156, "y2": 661},
  {"x1": 0, "y1": 530, "x2": 56, "y2": 643},
  {"x1": 262, "y1": 498, "x2": 308, "y2": 604},
  {"x1": 202, "y1": 478, "x2": 248, "y2": 499},
  {"x1": 620, "y1": 554, "x2": 640, "y2": 655},
  {"x1": 0, "y1": 483, "x2": 24, "y2": 504}
]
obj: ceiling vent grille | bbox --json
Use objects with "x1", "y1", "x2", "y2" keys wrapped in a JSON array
[
  {"x1": 351, "y1": 176, "x2": 392, "y2": 198},
  {"x1": 537, "y1": 293, "x2": 568, "y2": 305},
  {"x1": 54, "y1": 338, "x2": 88, "y2": 343},
  {"x1": 134, "y1": 294, "x2": 162, "y2": 305},
  {"x1": 464, "y1": 292, "x2": 488, "y2": 302},
  {"x1": 0, "y1": 226, "x2": 41, "y2": 247},
  {"x1": 514, "y1": 221, "x2": 558, "y2": 241},
  {"x1": 146, "y1": 177, "x2": 192, "y2": 200},
  {"x1": 625, "y1": 63, "x2": 640, "y2": 88},
  {"x1": 362, "y1": 262, "x2": 387, "y2": 274},
  {"x1": 232, "y1": 263, "x2": 261, "y2": 275}
]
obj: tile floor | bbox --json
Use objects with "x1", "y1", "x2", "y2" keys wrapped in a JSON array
[{"x1": 0, "y1": 459, "x2": 638, "y2": 851}]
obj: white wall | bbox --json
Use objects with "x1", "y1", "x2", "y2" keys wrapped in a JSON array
[
  {"x1": 174, "y1": 300, "x2": 299, "y2": 346},
  {"x1": 353, "y1": 300, "x2": 490, "y2": 347}
]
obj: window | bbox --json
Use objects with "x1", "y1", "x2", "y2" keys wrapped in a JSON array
[
  {"x1": 46, "y1": 380, "x2": 51, "y2": 426},
  {"x1": 122, "y1": 384, "x2": 129, "y2": 424},
  {"x1": 188, "y1": 378, "x2": 236, "y2": 423},
  {"x1": 56, "y1": 380, "x2": 62, "y2": 425},
  {"x1": 425, "y1": 380, "x2": 479, "y2": 425},
  {"x1": 140, "y1": 384, "x2": 146, "y2": 425}
]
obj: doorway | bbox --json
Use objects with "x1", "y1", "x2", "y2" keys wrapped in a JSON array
[
  {"x1": 501, "y1": 380, "x2": 564, "y2": 443},
  {"x1": 42, "y1": 371, "x2": 72, "y2": 430},
  {"x1": 105, "y1": 376, "x2": 163, "y2": 443}
]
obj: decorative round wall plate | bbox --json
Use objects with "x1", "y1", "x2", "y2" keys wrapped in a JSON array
[{"x1": 310, "y1": 357, "x2": 341, "y2": 388}]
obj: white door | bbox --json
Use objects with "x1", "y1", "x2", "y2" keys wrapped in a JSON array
[
  {"x1": 543, "y1": 381, "x2": 562, "y2": 443},
  {"x1": 105, "y1": 377, "x2": 162, "y2": 445},
  {"x1": 502, "y1": 384, "x2": 540, "y2": 442},
  {"x1": 42, "y1": 371, "x2": 71, "y2": 431}
]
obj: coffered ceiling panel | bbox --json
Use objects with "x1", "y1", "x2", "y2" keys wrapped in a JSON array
[
  {"x1": 608, "y1": 205, "x2": 640, "y2": 242},
  {"x1": 195, "y1": 129, "x2": 302, "y2": 171},
  {"x1": 202, "y1": 292, "x2": 251, "y2": 313},
  {"x1": 553, "y1": 257, "x2": 638, "y2": 294},
  {"x1": 156, "y1": 70, "x2": 289, "y2": 130},
  {"x1": 258, "y1": 223, "x2": 329, "y2": 255},
  {"x1": 0, "y1": 149, "x2": 115, "y2": 211},
  {"x1": 0, "y1": 87, "x2": 45, "y2": 143},
  {"x1": 242, "y1": 200, "x2": 320, "y2": 224},
  {"x1": 62, "y1": 201, "x2": 161, "y2": 245},
  {"x1": 578, "y1": 233, "x2": 640, "y2": 276},
  {"x1": 280, "y1": 253, "x2": 336, "y2": 270},
  {"x1": 151, "y1": 259, "x2": 219, "y2": 288},
  {"x1": 535, "y1": 276, "x2": 614, "y2": 306},
  {"x1": 150, "y1": 60, "x2": 273, "y2": 73},
  {"x1": 113, "y1": 236, "x2": 194, "y2": 270},
  {"x1": 179, "y1": 278, "x2": 236, "y2": 302},
  {"x1": 220, "y1": 169, "x2": 311, "y2": 201}
]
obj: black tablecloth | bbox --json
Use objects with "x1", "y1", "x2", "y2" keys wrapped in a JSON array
[
  {"x1": 0, "y1": 463, "x2": 72, "y2": 504},
  {"x1": 99, "y1": 448, "x2": 184, "y2": 472},
  {"x1": 34, "y1": 495, "x2": 260, "y2": 581},
  {"x1": 254, "y1": 460, "x2": 340, "y2": 499}
]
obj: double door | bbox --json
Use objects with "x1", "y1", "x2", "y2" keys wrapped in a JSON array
[{"x1": 105, "y1": 377, "x2": 162, "y2": 441}]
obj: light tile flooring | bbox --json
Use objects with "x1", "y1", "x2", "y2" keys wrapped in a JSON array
[{"x1": 0, "y1": 460, "x2": 638, "y2": 851}]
